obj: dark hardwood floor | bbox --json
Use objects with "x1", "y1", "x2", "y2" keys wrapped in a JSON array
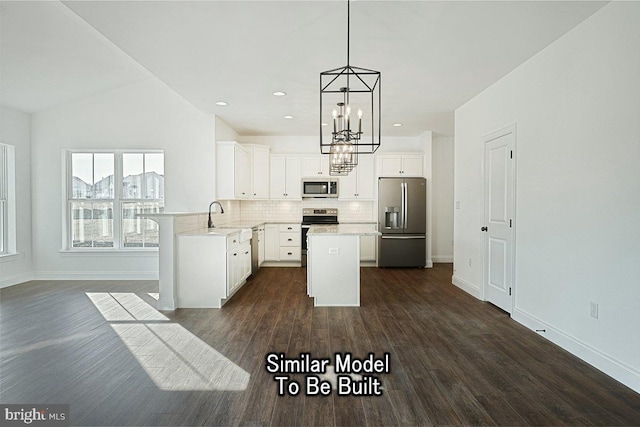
[{"x1": 2, "y1": 264, "x2": 640, "y2": 426}]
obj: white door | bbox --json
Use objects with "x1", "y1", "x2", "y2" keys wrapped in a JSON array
[{"x1": 483, "y1": 125, "x2": 515, "y2": 313}]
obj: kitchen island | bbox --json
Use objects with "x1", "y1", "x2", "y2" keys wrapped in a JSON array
[{"x1": 306, "y1": 224, "x2": 380, "y2": 306}]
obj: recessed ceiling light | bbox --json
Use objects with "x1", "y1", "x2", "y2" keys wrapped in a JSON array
[
  {"x1": 215, "y1": 101, "x2": 228, "y2": 106},
  {"x1": 284, "y1": 115, "x2": 294, "y2": 119},
  {"x1": 272, "y1": 91, "x2": 287, "y2": 97},
  {"x1": 393, "y1": 123, "x2": 403, "y2": 127}
]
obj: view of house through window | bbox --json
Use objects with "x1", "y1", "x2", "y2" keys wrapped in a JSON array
[{"x1": 69, "y1": 151, "x2": 164, "y2": 249}]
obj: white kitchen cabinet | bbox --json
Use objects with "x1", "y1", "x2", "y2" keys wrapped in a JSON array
[
  {"x1": 246, "y1": 144, "x2": 270, "y2": 199},
  {"x1": 360, "y1": 234, "x2": 376, "y2": 262},
  {"x1": 177, "y1": 230, "x2": 251, "y2": 308},
  {"x1": 301, "y1": 155, "x2": 330, "y2": 177},
  {"x1": 216, "y1": 141, "x2": 251, "y2": 199},
  {"x1": 269, "y1": 155, "x2": 301, "y2": 200},
  {"x1": 257, "y1": 225, "x2": 265, "y2": 266},
  {"x1": 264, "y1": 224, "x2": 279, "y2": 261},
  {"x1": 338, "y1": 156, "x2": 374, "y2": 200},
  {"x1": 376, "y1": 153, "x2": 424, "y2": 177},
  {"x1": 263, "y1": 223, "x2": 301, "y2": 262}
]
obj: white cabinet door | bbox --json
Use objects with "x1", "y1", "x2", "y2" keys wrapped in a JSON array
[
  {"x1": 240, "y1": 243, "x2": 252, "y2": 282},
  {"x1": 217, "y1": 141, "x2": 251, "y2": 200},
  {"x1": 269, "y1": 156, "x2": 287, "y2": 199},
  {"x1": 339, "y1": 171, "x2": 358, "y2": 199},
  {"x1": 377, "y1": 154, "x2": 424, "y2": 177},
  {"x1": 301, "y1": 156, "x2": 330, "y2": 177},
  {"x1": 360, "y1": 235, "x2": 376, "y2": 261},
  {"x1": 227, "y1": 248, "x2": 239, "y2": 294},
  {"x1": 251, "y1": 145, "x2": 270, "y2": 199},
  {"x1": 339, "y1": 155, "x2": 374, "y2": 200},
  {"x1": 378, "y1": 155, "x2": 403, "y2": 176},
  {"x1": 284, "y1": 156, "x2": 302, "y2": 199},
  {"x1": 401, "y1": 155, "x2": 424, "y2": 177},
  {"x1": 264, "y1": 224, "x2": 279, "y2": 261},
  {"x1": 356, "y1": 156, "x2": 375, "y2": 199},
  {"x1": 257, "y1": 228, "x2": 265, "y2": 265},
  {"x1": 234, "y1": 146, "x2": 251, "y2": 198},
  {"x1": 270, "y1": 156, "x2": 301, "y2": 200}
]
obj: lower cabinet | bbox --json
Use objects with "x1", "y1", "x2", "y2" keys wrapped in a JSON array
[
  {"x1": 263, "y1": 223, "x2": 301, "y2": 263},
  {"x1": 360, "y1": 235, "x2": 376, "y2": 262},
  {"x1": 177, "y1": 231, "x2": 251, "y2": 308},
  {"x1": 227, "y1": 241, "x2": 251, "y2": 295}
]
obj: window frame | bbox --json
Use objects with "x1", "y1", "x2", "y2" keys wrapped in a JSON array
[
  {"x1": 0, "y1": 143, "x2": 17, "y2": 258},
  {"x1": 64, "y1": 149, "x2": 164, "y2": 252}
]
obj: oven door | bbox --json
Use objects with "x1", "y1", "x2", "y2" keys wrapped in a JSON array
[{"x1": 301, "y1": 225, "x2": 310, "y2": 266}]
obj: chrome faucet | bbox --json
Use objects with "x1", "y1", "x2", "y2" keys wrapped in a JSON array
[{"x1": 208, "y1": 201, "x2": 225, "y2": 228}]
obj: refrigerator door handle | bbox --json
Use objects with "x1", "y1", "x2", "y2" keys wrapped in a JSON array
[{"x1": 403, "y1": 182, "x2": 408, "y2": 229}]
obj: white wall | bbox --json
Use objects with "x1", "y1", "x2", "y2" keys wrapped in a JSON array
[
  {"x1": 454, "y1": 2, "x2": 640, "y2": 392},
  {"x1": 215, "y1": 116, "x2": 239, "y2": 142},
  {"x1": 432, "y1": 135, "x2": 454, "y2": 263},
  {"x1": 30, "y1": 79, "x2": 216, "y2": 279},
  {"x1": 0, "y1": 106, "x2": 33, "y2": 287}
]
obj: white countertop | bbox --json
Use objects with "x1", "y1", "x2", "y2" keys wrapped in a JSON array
[
  {"x1": 307, "y1": 224, "x2": 380, "y2": 236},
  {"x1": 177, "y1": 228, "x2": 243, "y2": 237}
]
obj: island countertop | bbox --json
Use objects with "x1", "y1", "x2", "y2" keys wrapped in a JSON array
[{"x1": 307, "y1": 224, "x2": 380, "y2": 236}]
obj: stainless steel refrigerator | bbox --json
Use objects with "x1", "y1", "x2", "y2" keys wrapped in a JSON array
[{"x1": 378, "y1": 177, "x2": 426, "y2": 267}]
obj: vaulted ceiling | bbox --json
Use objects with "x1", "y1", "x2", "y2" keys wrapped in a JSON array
[{"x1": 1, "y1": 1, "x2": 607, "y2": 137}]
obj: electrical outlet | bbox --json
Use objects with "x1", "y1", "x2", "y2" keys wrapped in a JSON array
[
  {"x1": 590, "y1": 301, "x2": 599, "y2": 319},
  {"x1": 455, "y1": 201, "x2": 461, "y2": 209}
]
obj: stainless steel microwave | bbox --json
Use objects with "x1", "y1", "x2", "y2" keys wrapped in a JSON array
[{"x1": 301, "y1": 178, "x2": 338, "y2": 198}]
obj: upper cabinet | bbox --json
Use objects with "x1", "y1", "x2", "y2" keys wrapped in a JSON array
[
  {"x1": 216, "y1": 142, "x2": 270, "y2": 200},
  {"x1": 270, "y1": 155, "x2": 301, "y2": 200},
  {"x1": 339, "y1": 156, "x2": 374, "y2": 200},
  {"x1": 216, "y1": 141, "x2": 251, "y2": 199},
  {"x1": 246, "y1": 144, "x2": 270, "y2": 199},
  {"x1": 376, "y1": 153, "x2": 424, "y2": 177},
  {"x1": 301, "y1": 155, "x2": 330, "y2": 177}
]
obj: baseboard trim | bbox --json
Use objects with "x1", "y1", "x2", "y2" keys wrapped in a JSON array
[
  {"x1": 513, "y1": 308, "x2": 640, "y2": 394},
  {"x1": 452, "y1": 275, "x2": 482, "y2": 300},
  {"x1": 0, "y1": 272, "x2": 34, "y2": 289},
  {"x1": 432, "y1": 255, "x2": 453, "y2": 263},
  {"x1": 33, "y1": 271, "x2": 159, "y2": 281}
]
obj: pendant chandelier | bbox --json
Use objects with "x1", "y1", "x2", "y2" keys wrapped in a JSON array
[{"x1": 320, "y1": 0, "x2": 381, "y2": 176}]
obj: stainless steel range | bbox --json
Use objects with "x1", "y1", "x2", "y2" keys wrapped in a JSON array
[{"x1": 301, "y1": 208, "x2": 339, "y2": 267}]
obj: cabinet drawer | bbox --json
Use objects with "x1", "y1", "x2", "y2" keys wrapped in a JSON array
[
  {"x1": 279, "y1": 223, "x2": 301, "y2": 232},
  {"x1": 279, "y1": 232, "x2": 301, "y2": 247},
  {"x1": 226, "y1": 233, "x2": 240, "y2": 249},
  {"x1": 279, "y1": 247, "x2": 301, "y2": 261}
]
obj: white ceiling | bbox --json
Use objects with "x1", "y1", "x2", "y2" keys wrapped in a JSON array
[{"x1": 1, "y1": 1, "x2": 607, "y2": 137}]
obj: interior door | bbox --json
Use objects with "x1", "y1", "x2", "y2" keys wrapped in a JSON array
[{"x1": 483, "y1": 126, "x2": 515, "y2": 313}]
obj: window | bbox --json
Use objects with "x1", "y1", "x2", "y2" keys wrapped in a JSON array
[
  {"x1": 0, "y1": 144, "x2": 9, "y2": 254},
  {"x1": 67, "y1": 151, "x2": 164, "y2": 250}
]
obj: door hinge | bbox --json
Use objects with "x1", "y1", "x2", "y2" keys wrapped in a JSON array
[
  {"x1": 509, "y1": 219, "x2": 512, "y2": 228},
  {"x1": 509, "y1": 287, "x2": 512, "y2": 296},
  {"x1": 510, "y1": 150, "x2": 513, "y2": 159}
]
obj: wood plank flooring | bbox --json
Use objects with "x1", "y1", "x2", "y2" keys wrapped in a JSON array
[{"x1": 2, "y1": 264, "x2": 640, "y2": 426}]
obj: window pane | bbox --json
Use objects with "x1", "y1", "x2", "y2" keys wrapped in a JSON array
[
  {"x1": 72, "y1": 153, "x2": 93, "y2": 199},
  {"x1": 123, "y1": 153, "x2": 143, "y2": 199},
  {"x1": 144, "y1": 153, "x2": 164, "y2": 199},
  {"x1": 122, "y1": 201, "x2": 164, "y2": 247},
  {"x1": 71, "y1": 201, "x2": 114, "y2": 248},
  {"x1": 93, "y1": 154, "x2": 114, "y2": 199}
]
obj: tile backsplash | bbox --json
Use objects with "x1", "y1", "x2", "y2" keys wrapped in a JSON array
[
  {"x1": 173, "y1": 199, "x2": 375, "y2": 233},
  {"x1": 239, "y1": 200, "x2": 375, "y2": 223}
]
